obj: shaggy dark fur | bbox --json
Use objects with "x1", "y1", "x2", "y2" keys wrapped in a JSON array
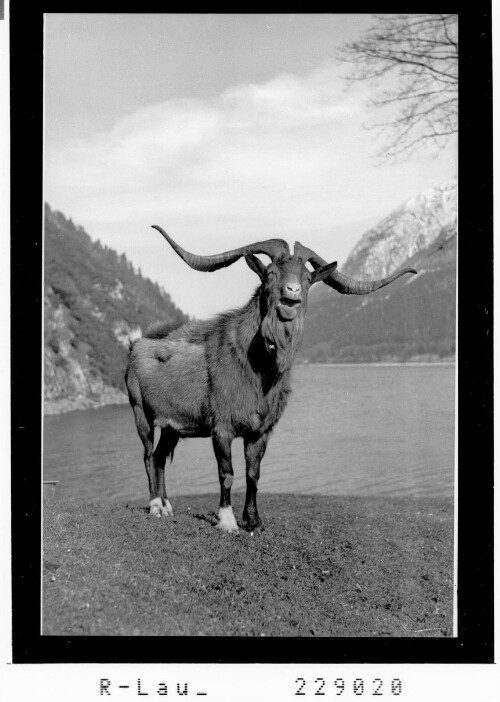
[
  {"x1": 125, "y1": 228, "x2": 416, "y2": 531},
  {"x1": 125, "y1": 254, "x2": 336, "y2": 530}
]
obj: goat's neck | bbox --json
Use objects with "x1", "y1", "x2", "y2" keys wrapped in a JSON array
[{"x1": 236, "y1": 292, "x2": 304, "y2": 378}]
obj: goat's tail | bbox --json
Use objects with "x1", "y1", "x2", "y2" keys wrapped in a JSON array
[
  {"x1": 153, "y1": 425, "x2": 179, "y2": 462},
  {"x1": 153, "y1": 425, "x2": 162, "y2": 453}
]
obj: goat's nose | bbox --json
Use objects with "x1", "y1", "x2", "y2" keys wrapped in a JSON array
[{"x1": 285, "y1": 282, "x2": 301, "y2": 297}]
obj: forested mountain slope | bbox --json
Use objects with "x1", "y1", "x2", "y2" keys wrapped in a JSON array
[
  {"x1": 300, "y1": 183, "x2": 457, "y2": 364},
  {"x1": 44, "y1": 204, "x2": 188, "y2": 414}
]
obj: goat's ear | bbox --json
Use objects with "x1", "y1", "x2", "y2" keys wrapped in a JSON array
[
  {"x1": 310, "y1": 261, "x2": 338, "y2": 285},
  {"x1": 245, "y1": 253, "x2": 267, "y2": 280}
]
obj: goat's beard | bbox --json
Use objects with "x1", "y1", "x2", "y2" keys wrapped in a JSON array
[{"x1": 260, "y1": 305, "x2": 305, "y2": 374}]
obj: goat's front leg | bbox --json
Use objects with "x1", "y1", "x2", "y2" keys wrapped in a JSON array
[
  {"x1": 212, "y1": 430, "x2": 239, "y2": 533},
  {"x1": 243, "y1": 431, "x2": 269, "y2": 531}
]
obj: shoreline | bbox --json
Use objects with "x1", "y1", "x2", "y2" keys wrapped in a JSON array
[
  {"x1": 43, "y1": 392, "x2": 129, "y2": 416},
  {"x1": 44, "y1": 361, "x2": 455, "y2": 416}
]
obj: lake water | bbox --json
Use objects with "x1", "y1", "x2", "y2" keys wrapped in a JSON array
[{"x1": 43, "y1": 364, "x2": 455, "y2": 502}]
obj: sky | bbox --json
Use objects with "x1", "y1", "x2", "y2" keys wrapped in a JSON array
[{"x1": 44, "y1": 13, "x2": 457, "y2": 318}]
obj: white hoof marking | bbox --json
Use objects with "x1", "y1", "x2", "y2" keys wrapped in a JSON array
[
  {"x1": 149, "y1": 497, "x2": 163, "y2": 516},
  {"x1": 149, "y1": 496, "x2": 174, "y2": 517},
  {"x1": 216, "y1": 506, "x2": 239, "y2": 533},
  {"x1": 162, "y1": 499, "x2": 174, "y2": 516}
]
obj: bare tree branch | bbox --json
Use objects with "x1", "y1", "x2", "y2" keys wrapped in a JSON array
[{"x1": 337, "y1": 13, "x2": 458, "y2": 160}]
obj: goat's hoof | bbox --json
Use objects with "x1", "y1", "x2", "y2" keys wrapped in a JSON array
[
  {"x1": 162, "y1": 499, "x2": 174, "y2": 516},
  {"x1": 149, "y1": 497, "x2": 174, "y2": 517},
  {"x1": 216, "y1": 506, "x2": 239, "y2": 533}
]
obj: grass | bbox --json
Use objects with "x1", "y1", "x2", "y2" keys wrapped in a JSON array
[{"x1": 43, "y1": 493, "x2": 453, "y2": 637}]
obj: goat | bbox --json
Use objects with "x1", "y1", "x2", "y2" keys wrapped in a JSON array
[{"x1": 125, "y1": 229, "x2": 416, "y2": 532}]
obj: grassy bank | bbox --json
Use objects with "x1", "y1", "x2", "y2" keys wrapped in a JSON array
[{"x1": 43, "y1": 494, "x2": 453, "y2": 637}]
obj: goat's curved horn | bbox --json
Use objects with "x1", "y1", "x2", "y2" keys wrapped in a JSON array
[
  {"x1": 152, "y1": 226, "x2": 289, "y2": 272},
  {"x1": 294, "y1": 241, "x2": 417, "y2": 295}
]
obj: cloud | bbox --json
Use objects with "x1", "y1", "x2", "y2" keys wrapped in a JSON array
[
  {"x1": 223, "y1": 68, "x2": 355, "y2": 128},
  {"x1": 44, "y1": 61, "x2": 365, "y2": 227},
  {"x1": 45, "y1": 98, "x2": 221, "y2": 192}
]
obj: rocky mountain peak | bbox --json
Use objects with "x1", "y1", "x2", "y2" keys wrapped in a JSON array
[{"x1": 342, "y1": 179, "x2": 457, "y2": 280}]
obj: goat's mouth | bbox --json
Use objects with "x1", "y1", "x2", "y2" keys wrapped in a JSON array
[
  {"x1": 277, "y1": 297, "x2": 301, "y2": 320},
  {"x1": 280, "y1": 296, "x2": 301, "y2": 307}
]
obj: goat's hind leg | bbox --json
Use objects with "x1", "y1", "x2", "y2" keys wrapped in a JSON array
[
  {"x1": 152, "y1": 426, "x2": 179, "y2": 517},
  {"x1": 131, "y1": 403, "x2": 162, "y2": 516}
]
